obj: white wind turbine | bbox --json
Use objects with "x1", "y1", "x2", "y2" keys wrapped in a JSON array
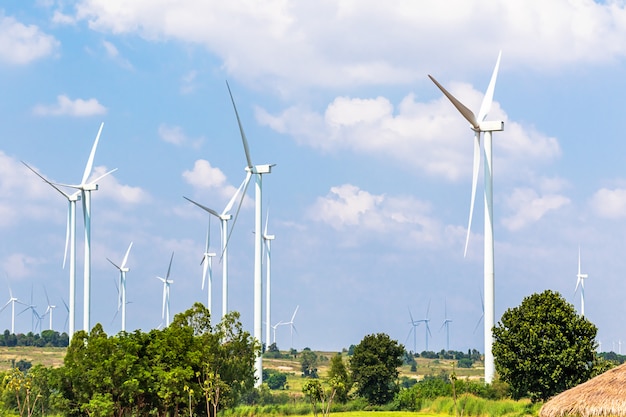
[
  {"x1": 0, "y1": 286, "x2": 24, "y2": 334},
  {"x1": 22, "y1": 162, "x2": 80, "y2": 340},
  {"x1": 406, "y1": 308, "x2": 420, "y2": 354},
  {"x1": 575, "y1": 247, "x2": 588, "y2": 317},
  {"x1": 51, "y1": 122, "x2": 117, "y2": 333},
  {"x1": 263, "y1": 209, "x2": 275, "y2": 349},
  {"x1": 271, "y1": 320, "x2": 283, "y2": 345},
  {"x1": 201, "y1": 223, "x2": 216, "y2": 312},
  {"x1": 415, "y1": 301, "x2": 432, "y2": 352},
  {"x1": 226, "y1": 81, "x2": 275, "y2": 387},
  {"x1": 278, "y1": 305, "x2": 299, "y2": 350},
  {"x1": 440, "y1": 299, "x2": 452, "y2": 352},
  {"x1": 42, "y1": 287, "x2": 56, "y2": 331},
  {"x1": 183, "y1": 180, "x2": 248, "y2": 318},
  {"x1": 157, "y1": 252, "x2": 175, "y2": 327},
  {"x1": 107, "y1": 242, "x2": 133, "y2": 332},
  {"x1": 429, "y1": 51, "x2": 504, "y2": 383}
]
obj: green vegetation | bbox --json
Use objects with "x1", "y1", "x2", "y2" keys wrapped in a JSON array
[{"x1": 493, "y1": 290, "x2": 599, "y2": 402}]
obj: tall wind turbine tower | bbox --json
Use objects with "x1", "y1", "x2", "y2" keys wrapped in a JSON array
[
  {"x1": 107, "y1": 242, "x2": 133, "y2": 332},
  {"x1": 226, "y1": 81, "x2": 275, "y2": 387},
  {"x1": 22, "y1": 162, "x2": 80, "y2": 340},
  {"x1": 263, "y1": 209, "x2": 275, "y2": 349},
  {"x1": 201, "y1": 223, "x2": 216, "y2": 311},
  {"x1": 440, "y1": 299, "x2": 453, "y2": 352},
  {"x1": 429, "y1": 51, "x2": 504, "y2": 383},
  {"x1": 157, "y1": 252, "x2": 175, "y2": 327},
  {"x1": 184, "y1": 178, "x2": 249, "y2": 318},
  {"x1": 55, "y1": 123, "x2": 117, "y2": 332},
  {"x1": 575, "y1": 247, "x2": 588, "y2": 316}
]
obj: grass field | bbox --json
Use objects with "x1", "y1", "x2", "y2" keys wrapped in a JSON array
[{"x1": 0, "y1": 346, "x2": 66, "y2": 371}]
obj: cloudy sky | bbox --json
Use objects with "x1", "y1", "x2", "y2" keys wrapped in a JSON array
[{"x1": 2, "y1": 0, "x2": 626, "y2": 355}]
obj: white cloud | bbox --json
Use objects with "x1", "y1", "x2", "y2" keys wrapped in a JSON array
[
  {"x1": 181, "y1": 70, "x2": 199, "y2": 94},
  {"x1": 102, "y1": 40, "x2": 133, "y2": 69},
  {"x1": 158, "y1": 124, "x2": 203, "y2": 148},
  {"x1": 1, "y1": 253, "x2": 41, "y2": 280},
  {"x1": 89, "y1": 166, "x2": 151, "y2": 205},
  {"x1": 33, "y1": 95, "x2": 107, "y2": 117},
  {"x1": 72, "y1": 0, "x2": 626, "y2": 89},
  {"x1": 0, "y1": 13, "x2": 59, "y2": 65},
  {"x1": 308, "y1": 184, "x2": 441, "y2": 246},
  {"x1": 52, "y1": 10, "x2": 76, "y2": 25},
  {"x1": 502, "y1": 187, "x2": 571, "y2": 231},
  {"x1": 589, "y1": 188, "x2": 626, "y2": 219},
  {"x1": 182, "y1": 159, "x2": 252, "y2": 208},
  {"x1": 258, "y1": 89, "x2": 561, "y2": 182}
]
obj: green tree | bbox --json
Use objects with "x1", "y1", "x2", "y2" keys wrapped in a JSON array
[
  {"x1": 349, "y1": 333, "x2": 404, "y2": 405},
  {"x1": 300, "y1": 348, "x2": 318, "y2": 378},
  {"x1": 327, "y1": 353, "x2": 350, "y2": 403},
  {"x1": 492, "y1": 290, "x2": 598, "y2": 402}
]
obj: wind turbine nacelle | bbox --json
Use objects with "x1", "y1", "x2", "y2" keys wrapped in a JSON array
[
  {"x1": 255, "y1": 164, "x2": 274, "y2": 174},
  {"x1": 83, "y1": 184, "x2": 98, "y2": 191},
  {"x1": 264, "y1": 234, "x2": 275, "y2": 240},
  {"x1": 478, "y1": 121, "x2": 504, "y2": 132},
  {"x1": 208, "y1": 252, "x2": 217, "y2": 257}
]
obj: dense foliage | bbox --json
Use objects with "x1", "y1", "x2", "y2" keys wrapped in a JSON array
[
  {"x1": 0, "y1": 330, "x2": 69, "y2": 347},
  {"x1": 349, "y1": 333, "x2": 404, "y2": 405},
  {"x1": 1, "y1": 303, "x2": 258, "y2": 417},
  {"x1": 492, "y1": 290, "x2": 598, "y2": 402}
]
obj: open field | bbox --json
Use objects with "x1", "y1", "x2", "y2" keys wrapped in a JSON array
[{"x1": 0, "y1": 346, "x2": 66, "y2": 371}]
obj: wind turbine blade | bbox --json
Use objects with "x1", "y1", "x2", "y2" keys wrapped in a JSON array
[
  {"x1": 121, "y1": 242, "x2": 133, "y2": 269},
  {"x1": 21, "y1": 162, "x2": 71, "y2": 198},
  {"x1": 88, "y1": 167, "x2": 118, "y2": 185},
  {"x1": 63, "y1": 206, "x2": 70, "y2": 268},
  {"x1": 291, "y1": 305, "x2": 299, "y2": 322},
  {"x1": 226, "y1": 80, "x2": 254, "y2": 169},
  {"x1": 183, "y1": 196, "x2": 221, "y2": 218},
  {"x1": 464, "y1": 131, "x2": 481, "y2": 257},
  {"x1": 201, "y1": 255, "x2": 208, "y2": 290},
  {"x1": 408, "y1": 307, "x2": 415, "y2": 323},
  {"x1": 477, "y1": 51, "x2": 502, "y2": 122},
  {"x1": 223, "y1": 171, "x2": 252, "y2": 259},
  {"x1": 161, "y1": 282, "x2": 166, "y2": 319},
  {"x1": 264, "y1": 206, "x2": 270, "y2": 236},
  {"x1": 81, "y1": 122, "x2": 104, "y2": 185},
  {"x1": 428, "y1": 75, "x2": 479, "y2": 129},
  {"x1": 166, "y1": 252, "x2": 174, "y2": 280},
  {"x1": 223, "y1": 175, "x2": 249, "y2": 215}
]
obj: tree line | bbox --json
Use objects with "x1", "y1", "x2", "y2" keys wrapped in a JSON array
[{"x1": 0, "y1": 329, "x2": 69, "y2": 347}]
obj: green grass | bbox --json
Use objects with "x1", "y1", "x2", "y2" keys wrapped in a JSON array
[{"x1": 0, "y1": 346, "x2": 66, "y2": 371}]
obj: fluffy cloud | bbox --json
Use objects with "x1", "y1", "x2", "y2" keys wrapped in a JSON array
[
  {"x1": 182, "y1": 159, "x2": 252, "y2": 209},
  {"x1": 71, "y1": 0, "x2": 626, "y2": 88},
  {"x1": 589, "y1": 188, "x2": 626, "y2": 219},
  {"x1": 89, "y1": 166, "x2": 151, "y2": 205},
  {"x1": 308, "y1": 184, "x2": 441, "y2": 246},
  {"x1": 0, "y1": 14, "x2": 59, "y2": 64},
  {"x1": 258, "y1": 89, "x2": 560, "y2": 183},
  {"x1": 33, "y1": 95, "x2": 107, "y2": 117},
  {"x1": 502, "y1": 187, "x2": 570, "y2": 231}
]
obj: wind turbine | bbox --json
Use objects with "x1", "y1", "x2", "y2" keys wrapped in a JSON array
[
  {"x1": 263, "y1": 209, "x2": 275, "y2": 349},
  {"x1": 429, "y1": 51, "x2": 504, "y2": 383},
  {"x1": 199, "y1": 222, "x2": 216, "y2": 312},
  {"x1": 184, "y1": 189, "x2": 249, "y2": 318},
  {"x1": 107, "y1": 242, "x2": 133, "y2": 332},
  {"x1": 226, "y1": 81, "x2": 275, "y2": 387},
  {"x1": 42, "y1": 287, "x2": 56, "y2": 331},
  {"x1": 157, "y1": 252, "x2": 175, "y2": 326},
  {"x1": 440, "y1": 299, "x2": 453, "y2": 352},
  {"x1": 22, "y1": 162, "x2": 80, "y2": 340},
  {"x1": 271, "y1": 320, "x2": 283, "y2": 345},
  {"x1": 278, "y1": 305, "x2": 299, "y2": 350},
  {"x1": 19, "y1": 286, "x2": 41, "y2": 334},
  {"x1": 415, "y1": 301, "x2": 432, "y2": 352},
  {"x1": 575, "y1": 247, "x2": 588, "y2": 317},
  {"x1": 0, "y1": 286, "x2": 24, "y2": 334},
  {"x1": 48, "y1": 123, "x2": 117, "y2": 333},
  {"x1": 406, "y1": 308, "x2": 420, "y2": 354}
]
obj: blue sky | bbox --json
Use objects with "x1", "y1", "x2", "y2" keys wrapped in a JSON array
[{"x1": 1, "y1": 0, "x2": 626, "y2": 354}]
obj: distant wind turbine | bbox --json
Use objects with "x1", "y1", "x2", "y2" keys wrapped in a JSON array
[
  {"x1": 183, "y1": 176, "x2": 249, "y2": 319},
  {"x1": 263, "y1": 209, "x2": 275, "y2": 349},
  {"x1": 415, "y1": 300, "x2": 432, "y2": 352},
  {"x1": 107, "y1": 242, "x2": 133, "y2": 332},
  {"x1": 0, "y1": 286, "x2": 25, "y2": 334},
  {"x1": 440, "y1": 299, "x2": 453, "y2": 352},
  {"x1": 201, "y1": 222, "x2": 216, "y2": 311},
  {"x1": 406, "y1": 308, "x2": 420, "y2": 354},
  {"x1": 19, "y1": 286, "x2": 41, "y2": 334},
  {"x1": 575, "y1": 247, "x2": 588, "y2": 317},
  {"x1": 429, "y1": 51, "x2": 504, "y2": 383},
  {"x1": 278, "y1": 305, "x2": 299, "y2": 350},
  {"x1": 157, "y1": 252, "x2": 175, "y2": 326},
  {"x1": 42, "y1": 287, "x2": 56, "y2": 331},
  {"x1": 271, "y1": 320, "x2": 283, "y2": 345},
  {"x1": 226, "y1": 80, "x2": 275, "y2": 387},
  {"x1": 22, "y1": 162, "x2": 80, "y2": 340}
]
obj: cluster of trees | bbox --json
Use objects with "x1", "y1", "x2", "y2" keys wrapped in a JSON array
[
  {"x1": 0, "y1": 302, "x2": 258, "y2": 416},
  {"x1": 0, "y1": 330, "x2": 69, "y2": 347}
]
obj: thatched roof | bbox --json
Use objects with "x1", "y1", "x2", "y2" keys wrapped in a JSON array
[{"x1": 540, "y1": 362, "x2": 626, "y2": 417}]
